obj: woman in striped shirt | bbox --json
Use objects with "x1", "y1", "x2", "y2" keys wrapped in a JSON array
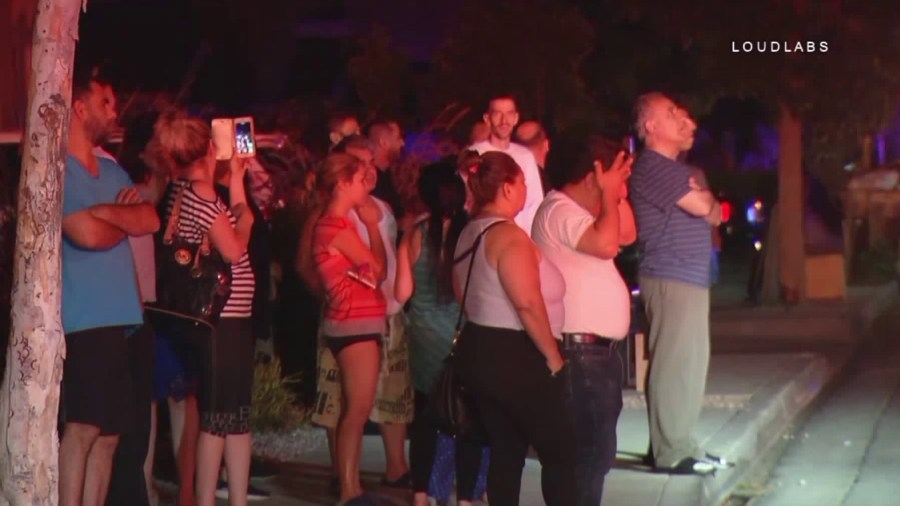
[
  {"x1": 312, "y1": 153, "x2": 387, "y2": 505},
  {"x1": 154, "y1": 111, "x2": 256, "y2": 506}
]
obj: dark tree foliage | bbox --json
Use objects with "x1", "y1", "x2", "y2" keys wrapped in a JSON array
[
  {"x1": 426, "y1": 0, "x2": 596, "y2": 135},
  {"x1": 599, "y1": 0, "x2": 900, "y2": 183}
]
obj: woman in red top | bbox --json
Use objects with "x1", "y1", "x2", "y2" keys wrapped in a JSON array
[{"x1": 312, "y1": 153, "x2": 387, "y2": 505}]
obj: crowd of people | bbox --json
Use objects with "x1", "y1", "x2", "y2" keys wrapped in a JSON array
[{"x1": 59, "y1": 59, "x2": 730, "y2": 506}]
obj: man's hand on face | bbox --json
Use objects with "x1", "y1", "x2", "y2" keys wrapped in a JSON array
[{"x1": 595, "y1": 151, "x2": 632, "y2": 196}]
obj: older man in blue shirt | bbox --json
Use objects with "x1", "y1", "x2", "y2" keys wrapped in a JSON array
[{"x1": 629, "y1": 92, "x2": 728, "y2": 476}]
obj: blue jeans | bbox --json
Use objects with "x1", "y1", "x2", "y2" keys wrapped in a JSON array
[{"x1": 562, "y1": 340, "x2": 624, "y2": 506}]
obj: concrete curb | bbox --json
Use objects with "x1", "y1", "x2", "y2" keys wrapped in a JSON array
[
  {"x1": 696, "y1": 282, "x2": 895, "y2": 506},
  {"x1": 699, "y1": 353, "x2": 843, "y2": 506}
]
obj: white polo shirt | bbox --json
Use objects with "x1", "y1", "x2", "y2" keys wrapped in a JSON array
[
  {"x1": 532, "y1": 190, "x2": 630, "y2": 340},
  {"x1": 469, "y1": 140, "x2": 544, "y2": 235}
]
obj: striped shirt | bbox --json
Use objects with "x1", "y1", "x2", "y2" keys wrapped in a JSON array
[
  {"x1": 629, "y1": 149, "x2": 711, "y2": 287},
  {"x1": 313, "y1": 215, "x2": 387, "y2": 337},
  {"x1": 163, "y1": 180, "x2": 255, "y2": 317}
]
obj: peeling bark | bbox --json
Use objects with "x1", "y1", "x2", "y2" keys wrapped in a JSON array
[{"x1": 0, "y1": 0, "x2": 82, "y2": 504}]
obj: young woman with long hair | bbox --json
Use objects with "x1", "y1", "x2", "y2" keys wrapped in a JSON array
[
  {"x1": 311, "y1": 152, "x2": 387, "y2": 505},
  {"x1": 395, "y1": 159, "x2": 488, "y2": 506}
]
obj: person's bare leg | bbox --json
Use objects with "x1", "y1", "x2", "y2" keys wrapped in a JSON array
[
  {"x1": 81, "y1": 434, "x2": 119, "y2": 506},
  {"x1": 379, "y1": 423, "x2": 409, "y2": 481},
  {"x1": 195, "y1": 431, "x2": 225, "y2": 506},
  {"x1": 170, "y1": 396, "x2": 198, "y2": 506},
  {"x1": 146, "y1": 401, "x2": 159, "y2": 506},
  {"x1": 335, "y1": 342, "x2": 380, "y2": 501},
  {"x1": 169, "y1": 397, "x2": 186, "y2": 458},
  {"x1": 59, "y1": 422, "x2": 101, "y2": 506},
  {"x1": 223, "y1": 433, "x2": 252, "y2": 506},
  {"x1": 326, "y1": 428, "x2": 338, "y2": 475}
]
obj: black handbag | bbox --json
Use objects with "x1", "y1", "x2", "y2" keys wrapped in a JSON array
[
  {"x1": 431, "y1": 219, "x2": 505, "y2": 442},
  {"x1": 145, "y1": 183, "x2": 232, "y2": 334}
]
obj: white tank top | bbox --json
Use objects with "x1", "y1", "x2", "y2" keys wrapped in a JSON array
[
  {"x1": 454, "y1": 217, "x2": 565, "y2": 337},
  {"x1": 349, "y1": 197, "x2": 401, "y2": 315}
]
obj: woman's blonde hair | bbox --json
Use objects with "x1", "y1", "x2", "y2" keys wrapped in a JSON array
[
  {"x1": 153, "y1": 110, "x2": 210, "y2": 170},
  {"x1": 315, "y1": 152, "x2": 362, "y2": 198}
]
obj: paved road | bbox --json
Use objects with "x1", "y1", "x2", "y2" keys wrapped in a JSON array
[{"x1": 751, "y1": 306, "x2": 900, "y2": 506}]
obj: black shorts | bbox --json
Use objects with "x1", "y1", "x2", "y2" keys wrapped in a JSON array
[
  {"x1": 324, "y1": 333, "x2": 382, "y2": 356},
  {"x1": 62, "y1": 326, "x2": 136, "y2": 435}
]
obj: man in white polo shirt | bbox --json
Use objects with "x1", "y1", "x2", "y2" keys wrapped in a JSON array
[
  {"x1": 469, "y1": 95, "x2": 544, "y2": 233},
  {"x1": 532, "y1": 134, "x2": 636, "y2": 506}
]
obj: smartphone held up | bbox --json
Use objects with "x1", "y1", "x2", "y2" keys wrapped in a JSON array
[
  {"x1": 212, "y1": 118, "x2": 234, "y2": 160},
  {"x1": 211, "y1": 116, "x2": 256, "y2": 160},
  {"x1": 622, "y1": 135, "x2": 634, "y2": 156},
  {"x1": 234, "y1": 117, "x2": 256, "y2": 158}
]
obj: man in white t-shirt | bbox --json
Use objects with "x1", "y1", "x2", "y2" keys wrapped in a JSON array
[
  {"x1": 468, "y1": 95, "x2": 544, "y2": 234},
  {"x1": 532, "y1": 134, "x2": 636, "y2": 506}
]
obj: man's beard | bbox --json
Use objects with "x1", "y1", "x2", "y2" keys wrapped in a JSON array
[{"x1": 85, "y1": 117, "x2": 112, "y2": 146}]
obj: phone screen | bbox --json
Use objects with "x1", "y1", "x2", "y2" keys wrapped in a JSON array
[
  {"x1": 622, "y1": 135, "x2": 634, "y2": 155},
  {"x1": 234, "y1": 119, "x2": 255, "y2": 157}
]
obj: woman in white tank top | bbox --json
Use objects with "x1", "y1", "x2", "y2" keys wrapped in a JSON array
[{"x1": 452, "y1": 151, "x2": 576, "y2": 506}]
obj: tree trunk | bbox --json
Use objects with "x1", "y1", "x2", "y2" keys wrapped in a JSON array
[
  {"x1": 777, "y1": 103, "x2": 805, "y2": 303},
  {"x1": 0, "y1": 0, "x2": 82, "y2": 504}
]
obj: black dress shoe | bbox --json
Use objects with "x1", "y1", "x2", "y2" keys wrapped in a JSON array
[{"x1": 660, "y1": 457, "x2": 717, "y2": 476}]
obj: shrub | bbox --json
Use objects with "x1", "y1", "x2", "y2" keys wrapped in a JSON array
[{"x1": 251, "y1": 357, "x2": 307, "y2": 432}]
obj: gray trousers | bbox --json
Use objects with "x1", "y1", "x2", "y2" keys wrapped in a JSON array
[{"x1": 639, "y1": 276, "x2": 710, "y2": 468}]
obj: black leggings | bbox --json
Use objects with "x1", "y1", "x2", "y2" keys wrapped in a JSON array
[
  {"x1": 456, "y1": 323, "x2": 577, "y2": 506},
  {"x1": 409, "y1": 390, "x2": 482, "y2": 500},
  {"x1": 195, "y1": 317, "x2": 254, "y2": 436}
]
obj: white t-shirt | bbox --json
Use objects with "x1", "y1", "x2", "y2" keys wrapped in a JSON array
[
  {"x1": 349, "y1": 196, "x2": 401, "y2": 315},
  {"x1": 532, "y1": 191, "x2": 630, "y2": 339},
  {"x1": 469, "y1": 140, "x2": 544, "y2": 235}
]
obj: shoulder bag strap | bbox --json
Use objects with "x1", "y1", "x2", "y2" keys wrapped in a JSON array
[
  {"x1": 162, "y1": 184, "x2": 186, "y2": 244},
  {"x1": 454, "y1": 219, "x2": 507, "y2": 332}
]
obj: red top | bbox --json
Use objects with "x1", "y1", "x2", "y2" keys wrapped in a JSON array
[{"x1": 313, "y1": 215, "x2": 386, "y2": 337}]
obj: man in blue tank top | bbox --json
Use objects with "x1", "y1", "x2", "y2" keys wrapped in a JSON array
[{"x1": 629, "y1": 92, "x2": 731, "y2": 475}]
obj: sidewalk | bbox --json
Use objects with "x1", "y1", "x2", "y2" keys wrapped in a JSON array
[
  {"x1": 185, "y1": 282, "x2": 895, "y2": 506},
  {"x1": 193, "y1": 353, "x2": 839, "y2": 506}
]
